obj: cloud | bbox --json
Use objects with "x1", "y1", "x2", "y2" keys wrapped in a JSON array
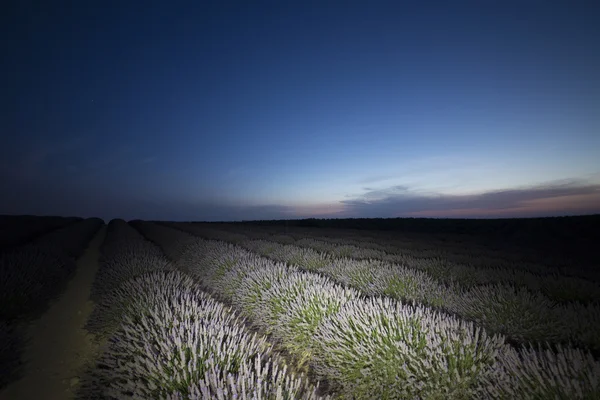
[
  {"x1": 135, "y1": 179, "x2": 600, "y2": 222},
  {"x1": 356, "y1": 175, "x2": 396, "y2": 185},
  {"x1": 339, "y1": 179, "x2": 600, "y2": 218}
]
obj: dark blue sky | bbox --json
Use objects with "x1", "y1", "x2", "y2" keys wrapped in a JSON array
[{"x1": 2, "y1": 1, "x2": 599, "y2": 221}]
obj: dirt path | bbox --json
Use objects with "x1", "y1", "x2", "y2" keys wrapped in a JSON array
[{"x1": 0, "y1": 226, "x2": 106, "y2": 400}]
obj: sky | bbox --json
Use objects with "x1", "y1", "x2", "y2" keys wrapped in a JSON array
[{"x1": 1, "y1": 1, "x2": 599, "y2": 221}]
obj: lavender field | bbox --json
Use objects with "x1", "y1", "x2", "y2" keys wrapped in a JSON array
[
  {"x1": 1, "y1": 216, "x2": 599, "y2": 399},
  {"x1": 4, "y1": 0, "x2": 600, "y2": 398}
]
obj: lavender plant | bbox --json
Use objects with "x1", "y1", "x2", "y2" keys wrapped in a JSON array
[
  {"x1": 446, "y1": 283, "x2": 570, "y2": 343},
  {"x1": 0, "y1": 245, "x2": 74, "y2": 320},
  {"x1": 232, "y1": 264, "x2": 359, "y2": 368},
  {"x1": 33, "y1": 218, "x2": 103, "y2": 259},
  {"x1": 91, "y1": 224, "x2": 174, "y2": 302},
  {"x1": 84, "y1": 270, "x2": 323, "y2": 399},
  {"x1": 493, "y1": 344, "x2": 600, "y2": 399},
  {"x1": 130, "y1": 220, "x2": 199, "y2": 261},
  {"x1": 277, "y1": 234, "x2": 600, "y2": 303},
  {"x1": 312, "y1": 297, "x2": 505, "y2": 399}
]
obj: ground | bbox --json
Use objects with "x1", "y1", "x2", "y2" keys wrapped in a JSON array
[{"x1": 0, "y1": 226, "x2": 106, "y2": 400}]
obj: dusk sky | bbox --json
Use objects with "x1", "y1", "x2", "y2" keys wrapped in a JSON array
[{"x1": 2, "y1": 1, "x2": 599, "y2": 221}]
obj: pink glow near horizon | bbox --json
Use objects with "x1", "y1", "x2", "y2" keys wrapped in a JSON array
[{"x1": 401, "y1": 192, "x2": 600, "y2": 218}]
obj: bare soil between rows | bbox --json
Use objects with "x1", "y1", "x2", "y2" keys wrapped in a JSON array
[{"x1": 0, "y1": 226, "x2": 106, "y2": 400}]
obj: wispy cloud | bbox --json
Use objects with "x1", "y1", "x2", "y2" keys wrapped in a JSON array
[
  {"x1": 339, "y1": 179, "x2": 600, "y2": 218},
  {"x1": 356, "y1": 175, "x2": 396, "y2": 185}
]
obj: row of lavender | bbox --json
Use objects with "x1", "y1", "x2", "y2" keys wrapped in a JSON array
[
  {"x1": 79, "y1": 219, "x2": 324, "y2": 399},
  {"x1": 195, "y1": 224, "x2": 546, "y2": 270},
  {"x1": 0, "y1": 218, "x2": 103, "y2": 388},
  {"x1": 164, "y1": 223, "x2": 600, "y2": 354},
  {"x1": 180, "y1": 223, "x2": 600, "y2": 303},
  {"x1": 213, "y1": 224, "x2": 536, "y2": 267},
  {"x1": 289, "y1": 232, "x2": 600, "y2": 284},
  {"x1": 0, "y1": 215, "x2": 82, "y2": 250},
  {"x1": 136, "y1": 221, "x2": 600, "y2": 399},
  {"x1": 290, "y1": 237, "x2": 600, "y2": 299},
  {"x1": 225, "y1": 223, "x2": 598, "y2": 280}
]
